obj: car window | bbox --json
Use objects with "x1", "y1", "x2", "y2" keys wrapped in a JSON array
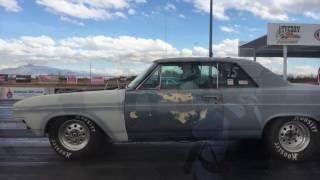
[
  {"x1": 157, "y1": 63, "x2": 220, "y2": 90},
  {"x1": 198, "y1": 64, "x2": 218, "y2": 89},
  {"x1": 218, "y1": 62, "x2": 256, "y2": 88},
  {"x1": 139, "y1": 67, "x2": 160, "y2": 89},
  {"x1": 160, "y1": 64, "x2": 184, "y2": 89}
]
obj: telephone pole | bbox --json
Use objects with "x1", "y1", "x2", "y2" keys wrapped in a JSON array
[
  {"x1": 209, "y1": 0, "x2": 213, "y2": 58},
  {"x1": 89, "y1": 62, "x2": 92, "y2": 80}
]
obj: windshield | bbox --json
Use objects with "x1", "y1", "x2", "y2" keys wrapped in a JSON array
[{"x1": 127, "y1": 63, "x2": 156, "y2": 89}]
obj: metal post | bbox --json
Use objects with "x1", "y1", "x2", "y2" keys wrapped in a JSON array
[
  {"x1": 209, "y1": 0, "x2": 213, "y2": 58},
  {"x1": 283, "y1": 45, "x2": 288, "y2": 80},
  {"x1": 89, "y1": 62, "x2": 92, "y2": 80}
]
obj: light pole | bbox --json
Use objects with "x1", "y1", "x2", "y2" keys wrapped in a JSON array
[
  {"x1": 209, "y1": 0, "x2": 213, "y2": 58},
  {"x1": 89, "y1": 62, "x2": 92, "y2": 80}
]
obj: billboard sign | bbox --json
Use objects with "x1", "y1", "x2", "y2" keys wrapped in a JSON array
[
  {"x1": 39, "y1": 75, "x2": 59, "y2": 82},
  {"x1": 91, "y1": 77, "x2": 105, "y2": 85},
  {"x1": 2, "y1": 87, "x2": 45, "y2": 100},
  {"x1": 0, "y1": 74, "x2": 8, "y2": 82},
  {"x1": 267, "y1": 23, "x2": 320, "y2": 46},
  {"x1": 15, "y1": 75, "x2": 31, "y2": 83},
  {"x1": 67, "y1": 76, "x2": 77, "y2": 84}
]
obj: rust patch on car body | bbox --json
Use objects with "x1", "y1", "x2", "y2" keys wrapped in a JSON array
[
  {"x1": 170, "y1": 110, "x2": 197, "y2": 124},
  {"x1": 158, "y1": 93, "x2": 193, "y2": 103},
  {"x1": 129, "y1": 111, "x2": 139, "y2": 119},
  {"x1": 199, "y1": 108, "x2": 208, "y2": 120}
]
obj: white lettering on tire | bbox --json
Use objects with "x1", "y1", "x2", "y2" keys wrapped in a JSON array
[
  {"x1": 274, "y1": 142, "x2": 298, "y2": 161},
  {"x1": 294, "y1": 116, "x2": 318, "y2": 133},
  {"x1": 76, "y1": 116, "x2": 96, "y2": 132},
  {"x1": 51, "y1": 139, "x2": 73, "y2": 159}
]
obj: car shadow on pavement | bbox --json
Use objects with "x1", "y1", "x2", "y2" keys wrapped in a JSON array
[{"x1": 66, "y1": 140, "x2": 320, "y2": 180}]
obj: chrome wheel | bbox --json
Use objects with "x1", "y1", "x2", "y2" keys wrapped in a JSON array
[
  {"x1": 58, "y1": 120, "x2": 90, "y2": 151},
  {"x1": 278, "y1": 121, "x2": 310, "y2": 153}
]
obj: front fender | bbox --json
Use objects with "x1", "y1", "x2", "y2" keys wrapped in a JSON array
[{"x1": 41, "y1": 108, "x2": 128, "y2": 142}]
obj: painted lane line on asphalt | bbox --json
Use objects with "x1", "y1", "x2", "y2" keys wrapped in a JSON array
[{"x1": 0, "y1": 138, "x2": 49, "y2": 147}]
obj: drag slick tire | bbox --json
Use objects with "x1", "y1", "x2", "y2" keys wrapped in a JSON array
[
  {"x1": 48, "y1": 116, "x2": 104, "y2": 160},
  {"x1": 266, "y1": 116, "x2": 319, "y2": 162}
]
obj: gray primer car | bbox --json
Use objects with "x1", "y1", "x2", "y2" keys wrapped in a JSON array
[{"x1": 13, "y1": 57, "x2": 320, "y2": 161}]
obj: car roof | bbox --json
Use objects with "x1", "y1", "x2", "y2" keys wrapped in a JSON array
[{"x1": 153, "y1": 57, "x2": 253, "y2": 64}]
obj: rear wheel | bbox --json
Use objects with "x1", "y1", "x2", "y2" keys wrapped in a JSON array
[
  {"x1": 48, "y1": 116, "x2": 104, "y2": 159},
  {"x1": 266, "y1": 117, "x2": 319, "y2": 162}
]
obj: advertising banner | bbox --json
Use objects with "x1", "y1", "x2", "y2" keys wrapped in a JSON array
[
  {"x1": 15, "y1": 75, "x2": 31, "y2": 83},
  {"x1": 0, "y1": 74, "x2": 8, "y2": 82},
  {"x1": 267, "y1": 23, "x2": 320, "y2": 46},
  {"x1": 39, "y1": 75, "x2": 59, "y2": 82},
  {"x1": 2, "y1": 87, "x2": 45, "y2": 100},
  {"x1": 67, "y1": 76, "x2": 77, "y2": 84},
  {"x1": 91, "y1": 77, "x2": 105, "y2": 85}
]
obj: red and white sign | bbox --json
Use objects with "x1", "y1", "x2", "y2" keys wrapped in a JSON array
[
  {"x1": 268, "y1": 23, "x2": 320, "y2": 46},
  {"x1": 0, "y1": 74, "x2": 8, "y2": 82},
  {"x1": 39, "y1": 75, "x2": 58, "y2": 82},
  {"x1": 67, "y1": 76, "x2": 77, "y2": 84},
  {"x1": 91, "y1": 77, "x2": 105, "y2": 85}
]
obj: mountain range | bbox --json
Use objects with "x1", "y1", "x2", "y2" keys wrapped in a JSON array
[{"x1": 0, "y1": 64, "x2": 104, "y2": 77}]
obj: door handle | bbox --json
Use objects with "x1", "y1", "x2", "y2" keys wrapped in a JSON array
[{"x1": 202, "y1": 96, "x2": 221, "y2": 103}]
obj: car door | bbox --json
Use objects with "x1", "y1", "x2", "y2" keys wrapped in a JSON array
[
  {"x1": 125, "y1": 62, "x2": 224, "y2": 141},
  {"x1": 218, "y1": 62, "x2": 261, "y2": 138},
  {"x1": 190, "y1": 63, "x2": 224, "y2": 140},
  {"x1": 125, "y1": 63, "x2": 196, "y2": 141}
]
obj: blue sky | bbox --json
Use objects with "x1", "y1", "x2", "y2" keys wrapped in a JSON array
[{"x1": 0, "y1": 0, "x2": 320, "y2": 76}]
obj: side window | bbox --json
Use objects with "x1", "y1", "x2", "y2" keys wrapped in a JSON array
[
  {"x1": 160, "y1": 63, "x2": 203, "y2": 90},
  {"x1": 140, "y1": 67, "x2": 160, "y2": 89},
  {"x1": 198, "y1": 64, "x2": 218, "y2": 89},
  {"x1": 219, "y1": 63, "x2": 256, "y2": 88},
  {"x1": 140, "y1": 63, "x2": 221, "y2": 90},
  {"x1": 160, "y1": 64, "x2": 183, "y2": 89}
]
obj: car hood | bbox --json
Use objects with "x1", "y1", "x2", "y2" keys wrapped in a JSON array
[{"x1": 13, "y1": 89, "x2": 125, "y2": 110}]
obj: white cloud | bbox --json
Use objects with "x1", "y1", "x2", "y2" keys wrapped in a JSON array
[
  {"x1": 213, "y1": 39, "x2": 239, "y2": 57},
  {"x1": 289, "y1": 65, "x2": 318, "y2": 76},
  {"x1": 186, "y1": 0, "x2": 320, "y2": 21},
  {"x1": 36, "y1": 0, "x2": 145, "y2": 21},
  {"x1": 60, "y1": 16, "x2": 85, "y2": 26},
  {"x1": 0, "y1": 0, "x2": 21, "y2": 12},
  {"x1": 133, "y1": 0, "x2": 146, "y2": 3},
  {"x1": 220, "y1": 26, "x2": 236, "y2": 33},
  {"x1": 128, "y1": 8, "x2": 135, "y2": 15},
  {"x1": 0, "y1": 35, "x2": 242, "y2": 74},
  {"x1": 2, "y1": 35, "x2": 311, "y2": 76},
  {"x1": 0, "y1": 64, "x2": 20, "y2": 70},
  {"x1": 164, "y1": 2, "x2": 176, "y2": 11},
  {"x1": 304, "y1": 12, "x2": 320, "y2": 20},
  {"x1": 179, "y1": 14, "x2": 186, "y2": 19}
]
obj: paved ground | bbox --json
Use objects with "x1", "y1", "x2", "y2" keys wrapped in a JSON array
[{"x1": 1, "y1": 125, "x2": 320, "y2": 180}]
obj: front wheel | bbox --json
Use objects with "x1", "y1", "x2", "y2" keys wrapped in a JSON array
[
  {"x1": 266, "y1": 117, "x2": 320, "y2": 162},
  {"x1": 48, "y1": 116, "x2": 104, "y2": 160}
]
